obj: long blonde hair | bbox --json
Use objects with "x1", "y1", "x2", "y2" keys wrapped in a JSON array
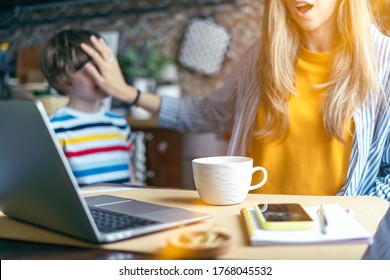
[{"x1": 256, "y1": 0, "x2": 380, "y2": 142}]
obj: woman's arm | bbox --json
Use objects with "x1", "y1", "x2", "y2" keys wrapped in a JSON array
[
  {"x1": 158, "y1": 40, "x2": 261, "y2": 134},
  {"x1": 82, "y1": 35, "x2": 261, "y2": 138},
  {"x1": 368, "y1": 133, "x2": 390, "y2": 201}
]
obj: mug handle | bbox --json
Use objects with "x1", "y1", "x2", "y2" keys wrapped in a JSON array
[{"x1": 248, "y1": 166, "x2": 268, "y2": 191}]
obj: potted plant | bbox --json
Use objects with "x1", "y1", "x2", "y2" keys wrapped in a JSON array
[
  {"x1": 119, "y1": 41, "x2": 171, "y2": 86},
  {"x1": 118, "y1": 41, "x2": 171, "y2": 119}
]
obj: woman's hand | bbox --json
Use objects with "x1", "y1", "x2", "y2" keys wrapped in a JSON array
[{"x1": 80, "y1": 36, "x2": 136, "y2": 103}]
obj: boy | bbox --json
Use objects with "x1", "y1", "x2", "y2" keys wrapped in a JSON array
[{"x1": 40, "y1": 29, "x2": 135, "y2": 187}]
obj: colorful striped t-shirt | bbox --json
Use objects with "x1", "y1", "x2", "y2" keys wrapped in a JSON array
[{"x1": 50, "y1": 106, "x2": 132, "y2": 187}]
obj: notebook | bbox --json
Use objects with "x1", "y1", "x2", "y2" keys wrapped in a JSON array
[
  {"x1": 240, "y1": 204, "x2": 372, "y2": 245},
  {"x1": 0, "y1": 98, "x2": 211, "y2": 243}
]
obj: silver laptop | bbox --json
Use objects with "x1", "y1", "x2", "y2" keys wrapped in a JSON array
[{"x1": 0, "y1": 98, "x2": 211, "y2": 243}]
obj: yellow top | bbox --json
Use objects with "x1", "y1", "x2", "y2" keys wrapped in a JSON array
[{"x1": 249, "y1": 46, "x2": 354, "y2": 195}]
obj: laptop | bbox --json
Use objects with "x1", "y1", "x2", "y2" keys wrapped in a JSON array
[{"x1": 0, "y1": 98, "x2": 211, "y2": 243}]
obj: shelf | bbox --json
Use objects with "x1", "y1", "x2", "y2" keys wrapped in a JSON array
[
  {"x1": 0, "y1": 0, "x2": 237, "y2": 28},
  {"x1": 126, "y1": 116, "x2": 159, "y2": 129}
]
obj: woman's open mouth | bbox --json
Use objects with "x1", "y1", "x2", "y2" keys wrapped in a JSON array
[{"x1": 295, "y1": 2, "x2": 314, "y2": 14}]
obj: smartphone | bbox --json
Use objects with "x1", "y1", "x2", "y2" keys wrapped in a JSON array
[{"x1": 254, "y1": 203, "x2": 314, "y2": 230}]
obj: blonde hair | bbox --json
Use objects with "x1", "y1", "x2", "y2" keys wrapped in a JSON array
[{"x1": 256, "y1": 0, "x2": 380, "y2": 142}]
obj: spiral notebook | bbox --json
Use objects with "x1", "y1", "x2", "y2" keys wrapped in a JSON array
[{"x1": 240, "y1": 204, "x2": 372, "y2": 245}]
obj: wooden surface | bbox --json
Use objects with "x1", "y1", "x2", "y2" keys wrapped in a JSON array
[
  {"x1": 126, "y1": 116, "x2": 158, "y2": 128},
  {"x1": 128, "y1": 116, "x2": 184, "y2": 188},
  {"x1": 16, "y1": 47, "x2": 44, "y2": 84},
  {"x1": 142, "y1": 128, "x2": 182, "y2": 188},
  {"x1": 0, "y1": 187, "x2": 389, "y2": 260}
]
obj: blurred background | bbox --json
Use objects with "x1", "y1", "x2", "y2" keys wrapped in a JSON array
[{"x1": 0, "y1": 0, "x2": 389, "y2": 189}]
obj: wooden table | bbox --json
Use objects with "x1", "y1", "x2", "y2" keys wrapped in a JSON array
[{"x1": 0, "y1": 187, "x2": 389, "y2": 260}]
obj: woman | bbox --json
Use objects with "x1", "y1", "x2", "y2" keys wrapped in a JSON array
[{"x1": 81, "y1": 0, "x2": 390, "y2": 200}]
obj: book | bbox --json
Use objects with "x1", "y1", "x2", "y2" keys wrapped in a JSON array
[{"x1": 240, "y1": 204, "x2": 372, "y2": 245}]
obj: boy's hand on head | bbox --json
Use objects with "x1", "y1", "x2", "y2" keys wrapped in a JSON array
[{"x1": 81, "y1": 36, "x2": 132, "y2": 102}]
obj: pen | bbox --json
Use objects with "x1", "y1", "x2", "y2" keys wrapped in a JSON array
[{"x1": 318, "y1": 204, "x2": 328, "y2": 234}]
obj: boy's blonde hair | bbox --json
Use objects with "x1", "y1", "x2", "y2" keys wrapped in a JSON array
[
  {"x1": 257, "y1": 0, "x2": 380, "y2": 142},
  {"x1": 40, "y1": 29, "x2": 102, "y2": 95}
]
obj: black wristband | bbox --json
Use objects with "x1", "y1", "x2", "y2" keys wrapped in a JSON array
[{"x1": 128, "y1": 88, "x2": 141, "y2": 107}]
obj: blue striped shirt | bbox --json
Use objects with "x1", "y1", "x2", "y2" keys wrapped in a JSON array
[{"x1": 158, "y1": 26, "x2": 390, "y2": 201}]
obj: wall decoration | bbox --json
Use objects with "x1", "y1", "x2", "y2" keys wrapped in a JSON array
[{"x1": 178, "y1": 17, "x2": 230, "y2": 76}]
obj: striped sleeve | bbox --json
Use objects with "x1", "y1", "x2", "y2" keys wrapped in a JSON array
[
  {"x1": 356, "y1": 27, "x2": 390, "y2": 201},
  {"x1": 158, "y1": 72, "x2": 239, "y2": 133},
  {"x1": 158, "y1": 39, "x2": 262, "y2": 155},
  {"x1": 368, "y1": 133, "x2": 390, "y2": 200}
]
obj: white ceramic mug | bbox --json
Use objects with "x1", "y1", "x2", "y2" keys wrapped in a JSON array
[{"x1": 192, "y1": 156, "x2": 268, "y2": 205}]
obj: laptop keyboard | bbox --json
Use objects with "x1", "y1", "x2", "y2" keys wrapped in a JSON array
[{"x1": 89, "y1": 207, "x2": 159, "y2": 233}]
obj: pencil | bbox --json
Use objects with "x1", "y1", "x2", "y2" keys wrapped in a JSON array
[{"x1": 318, "y1": 204, "x2": 328, "y2": 234}]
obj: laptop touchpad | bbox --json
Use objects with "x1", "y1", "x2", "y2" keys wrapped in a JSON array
[
  {"x1": 85, "y1": 195, "x2": 205, "y2": 223},
  {"x1": 86, "y1": 195, "x2": 176, "y2": 215},
  {"x1": 100, "y1": 199, "x2": 169, "y2": 216}
]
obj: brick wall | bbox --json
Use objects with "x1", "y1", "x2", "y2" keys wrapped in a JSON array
[{"x1": 0, "y1": 0, "x2": 264, "y2": 97}]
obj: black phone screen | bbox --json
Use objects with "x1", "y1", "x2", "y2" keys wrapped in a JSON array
[{"x1": 257, "y1": 203, "x2": 313, "y2": 222}]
